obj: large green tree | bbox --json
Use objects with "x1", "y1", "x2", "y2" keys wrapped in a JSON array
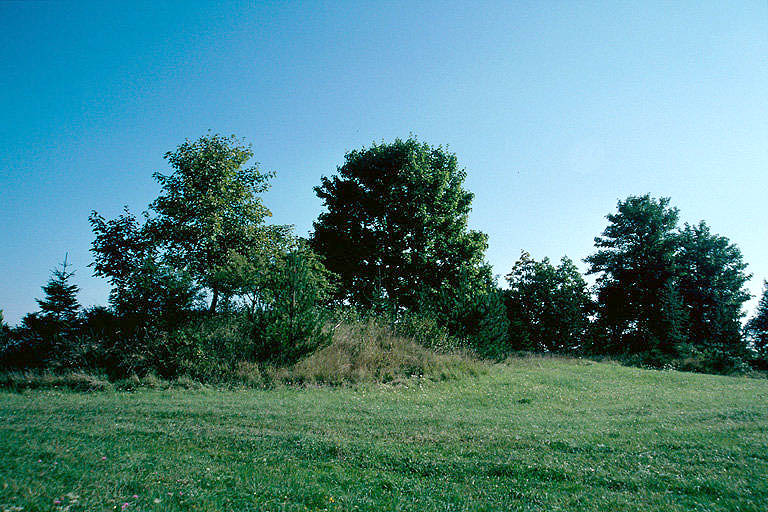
[
  {"x1": 586, "y1": 195, "x2": 682, "y2": 355},
  {"x1": 149, "y1": 133, "x2": 277, "y2": 312},
  {"x1": 675, "y1": 221, "x2": 751, "y2": 356},
  {"x1": 505, "y1": 252, "x2": 592, "y2": 353},
  {"x1": 311, "y1": 137, "x2": 492, "y2": 313}
]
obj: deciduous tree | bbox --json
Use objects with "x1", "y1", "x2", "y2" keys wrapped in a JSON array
[
  {"x1": 149, "y1": 133, "x2": 278, "y2": 312},
  {"x1": 505, "y1": 252, "x2": 592, "y2": 353},
  {"x1": 311, "y1": 137, "x2": 491, "y2": 314}
]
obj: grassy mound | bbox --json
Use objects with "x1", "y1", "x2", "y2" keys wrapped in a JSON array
[{"x1": 283, "y1": 319, "x2": 486, "y2": 385}]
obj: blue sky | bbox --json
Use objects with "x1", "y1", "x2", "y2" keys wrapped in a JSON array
[{"x1": 1, "y1": 1, "x2": 766, "y2": 325}]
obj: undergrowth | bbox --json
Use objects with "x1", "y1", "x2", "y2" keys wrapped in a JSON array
[{"x1": 0, "y1": 319, "x2": 487, "y2": 391}]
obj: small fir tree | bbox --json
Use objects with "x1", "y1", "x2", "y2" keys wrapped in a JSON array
[
  {"x1": 251, "y1": 240, "x2": 334, "y2": 364},
  {"x1": 37, "y1": 254, "x2": 81, "y2": 326}
]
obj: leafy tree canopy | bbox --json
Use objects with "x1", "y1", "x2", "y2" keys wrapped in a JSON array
[
  {"x1": 149, "y1": 133, "x2": 280, "y2": 312},
  {"x1": 676, "y1": 221, "x2": 751, "y2": 354},
  {"x1": 505, "y1": 252, "x2": 592, "y2": 353},
  {"x1": 91, "y1": 134, "x2": 285, "y2": 315},
  {"x1": 586, "y1": 195, "x2": 751, "y2": 363},
  {"x1": 311, "y1": 137, "x2": 491, "y2": 313}
]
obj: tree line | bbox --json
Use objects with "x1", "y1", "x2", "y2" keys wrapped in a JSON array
[{"x1": 1, "y1": 133, "x2": 766, "y2": 379}]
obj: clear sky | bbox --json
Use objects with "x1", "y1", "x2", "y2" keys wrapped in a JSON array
[{"x1": 1, "y1": 1, "x2": 766, "y2": 325}]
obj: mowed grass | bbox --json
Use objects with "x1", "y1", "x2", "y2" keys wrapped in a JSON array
[{"x1": 1, "y1": 359, "x2": 767, "y2": 511}]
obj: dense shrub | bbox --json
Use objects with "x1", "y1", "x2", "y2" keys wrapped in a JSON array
[
  {"x1": 248, "y1": 243, "x2": 333, "y2": 364},
  {"x1": 428, "y1": 281, "x2": 509, "y2": 359}
]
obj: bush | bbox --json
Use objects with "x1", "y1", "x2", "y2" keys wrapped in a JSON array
[
  {"x1": 150, "y1": 315, "x2": 251, "y2": 381},
  {"x1": 0, "y1": 371, "x2": 112, "y2": 392},
  {"x1": 392, "y1": 312, "x2": 457, "y2": 352},
  {"x1": 430, "y1": 286, "x2": 509, "y2": 359},
  {"x1": 248, "y1": 244, "x2": 333, "y2": 364},
  {"x1": 675, "y1": 345, "x2": 750, "y2": 375}
]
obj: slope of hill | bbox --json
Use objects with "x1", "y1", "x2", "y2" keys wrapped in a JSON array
[{"x1": 1, "y1": 358, "x2": 766, "y2": 511}]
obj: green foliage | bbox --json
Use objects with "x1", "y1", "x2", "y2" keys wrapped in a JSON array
[
  {"x1": 89, "y1": 207, "x2": 155, "y2": 305},
  {"x1": 250, "y1": 242, "x2": 333, "y2": 364},
  {"x1": 211, "y1": 225, "x2": 293, "y2": 316},
  {"x1": 586, "y1": 195, "x2": 678, "y2": 353},
  {"x1": 586, "y1": 196, "x2": 752, "y2": 370},
  {"x1": 392, "y1": 311, "x2": 456, "y2": 352},
  {"x1": 36, "y1": 254, "x2": 80, "y2": 327},
  {"x1": 586, "y1": 195, "x2": 681, "y2": 355},
  {"x1": 10, "y1": 132, "x2": 761, "y2": 379},
  {"x1": 90, "y1": 206, "x2": 203, "y2": 333},
  {"x1": 505, "y1": 252, "x2": 592, "y2": 353},
  {"x1": 82, "y1": 134, "x2": 336, "y2": 373},
  {"x1": 109, "y1": 259, "x2": 202, "y2": 330},
  {"x1": 311, "y1": 137, "x2": 492, "y2": 314},
  {"x1": 427, "y1": 272, "x2": 509, "y2": 359},
  {"x1": 90, "y1": 207, "x2": 201, "y2": 329},
  {"x1": 747, "y1": 281, "x2": 768, "y2": 363},
  {"x1": 676, "y1": 221, "x2": 751, "y2": 357},
  {"x1": 158, "y1": 315, "x2": 250, "y2": 381},
  {"x1": 149, "y1": 133, "x2": 284, "y2": 312},
  {"x1": 7, "y1": 256, "x2": 85, "y2": 369}
]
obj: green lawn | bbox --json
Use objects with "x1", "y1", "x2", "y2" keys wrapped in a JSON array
[{"x1": 1, "y1": 358, "x2": 767, "y2": 511}]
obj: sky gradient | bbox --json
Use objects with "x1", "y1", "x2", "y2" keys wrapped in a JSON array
[{"x1": 1, "y1": 1, "x2": 767, "y2": 325}]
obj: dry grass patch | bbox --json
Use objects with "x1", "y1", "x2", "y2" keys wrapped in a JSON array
[{"x1": 283, "y1": 319, "x2": 487, "y2": 385}]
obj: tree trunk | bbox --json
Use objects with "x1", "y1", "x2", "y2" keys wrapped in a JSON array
[{"x1": 210, "y1": 287, "x2": 219, "y2": 314}]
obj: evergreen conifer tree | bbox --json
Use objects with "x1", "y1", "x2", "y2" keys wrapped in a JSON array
[{"x1": 37, "y1": 254, "x2": 80, "y2": 326}]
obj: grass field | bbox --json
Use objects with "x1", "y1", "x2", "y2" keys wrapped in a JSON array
[{"x1": 1, "y1": 358, "x2": 767, "y2": 511}]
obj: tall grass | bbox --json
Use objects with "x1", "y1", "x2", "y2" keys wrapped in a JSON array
[{"x1": 283, "y1": 318, "x2": 486, "y2": 385}]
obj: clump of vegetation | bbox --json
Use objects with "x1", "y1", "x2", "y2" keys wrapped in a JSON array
[
  {"x1": 585, "y1": 195, "x2": 754, "y2": 371},
  {"x1": 1, "y1": 134, "x2": 765, "y2": 384},
  {"x1": 311, "y1": 137, "x2": 508, "y2": 352},
  {"x1": 285, "y1": 319, "x2": 485, "y2": 385},
  {"x1": 0, "y1": 370, "x2": 112, "y2": 392},
  {"x1": 504, "y1": 252, "x2": 592, "y2": 353},
  {"x1": 746, "y1": 282, "x2": 768, "y2": 370}
]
